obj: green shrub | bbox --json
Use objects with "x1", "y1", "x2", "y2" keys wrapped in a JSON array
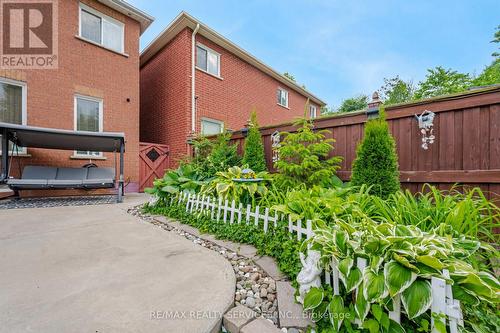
[
  {"x1": 207, "y1": 131, "x2": 241, "y2": 177},
  {"x1": 274, "y1": 112, "x2": 342, "y2": 188},
  {"x1": 144, "y1": 164, "x2": 205, "y2": 198},
  {"x1": 351, "y1": 108, "x2": 400, "y2": 198},
  {"x1": 242, "y1": 111, "x2": 267, "y2": 172}
]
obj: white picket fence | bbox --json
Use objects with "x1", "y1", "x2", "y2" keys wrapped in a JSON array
[
  {"x1": 170, "y1": 191, "x2": 463, "y2": 332},
  {"x1": 173, "y1": 191, "x2": 314, "y2": 240}
]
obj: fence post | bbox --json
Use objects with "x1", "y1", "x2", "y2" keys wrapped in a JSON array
[
  {"x1": 254, "y1": 205, "x2": 260, "y2": 226},
  {"x1": 263, "y1": 207, "x2": 269, "y2": 233},
  {"x1": 246, "y1": 204, "x2": 251, "y2": 224},
  {"x1": 185, "y1": 193, "x2": 191, "y2": 211},
  {"x1": 331, "y1": 258, "x2": 340, "y2": 296},
  {"x1": 223, "y1": 199, "x2": 229, "y2": 224},
  {"x1": 354, "y1": 258, "x2": 367, "y2": 326},
  {"x1": 229, "y1": 200, "x2": 236, "y2": 224},
  {"x1": 217, "y1": 197, "x2": 222, "y2": 222},
  {"x1": 431, "y1": 276, "x2": 447, "y2": 333},
  {"x1": 306, "y1": 220, "x2": 313, "y2": 239},
  {"x1": 288, "y1": 215, "x2": 293, "y2": 233},
  {"x1": 296, "y1": 219, "x2": 302, "y2": 240}
]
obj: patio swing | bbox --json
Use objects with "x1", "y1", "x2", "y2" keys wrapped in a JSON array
[{"x1": 0, "y1": 122, "x2": 125, "y2": 202}]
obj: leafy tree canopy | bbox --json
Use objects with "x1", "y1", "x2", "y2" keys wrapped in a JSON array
[
  {"x1": 337, "y1": 94, "x2": 368, "y2": 113},
  {"x1": 413, "y1": 66, "x2": 472, "y2": 100},
  {"x1": 379, "y1": 76, "x2": 415, "y2": 105},
  {"x1": 283, "y1": 72, "x2": 296, "y2": 82}
]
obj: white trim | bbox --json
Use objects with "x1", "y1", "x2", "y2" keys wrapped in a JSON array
[
  {"x1": 196, "y1": 42, "x2": 221, "y2": 78},
  {"x1": 79, "y1": 2, "x2": 125, "y2": 53},
  {"x1": 0, "y1": 77, "x2": 27, "y2": 155},
  {"x1": 73, "y1": 94, "x2": 103, "y2": 157},
  {"x1": 201, "y1": 117, "x2": 224, "y2": 135},
  {"x1": 277, "y1": 87, "x2": 289, "y2": 108},
  {"x1": 309, "y1": 105, "x2": 317, "y2": 119}
]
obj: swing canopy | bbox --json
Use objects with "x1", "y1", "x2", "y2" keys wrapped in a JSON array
[{"x1": 0, "y1": 122, "x2": 126, "y2": 202}]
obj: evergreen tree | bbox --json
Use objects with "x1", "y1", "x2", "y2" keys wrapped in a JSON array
[
  {"x1": 242, "y1": 111, "x2": 267, "y2": 172},
  {"x1": 206, "y1": 131, "x2": 240, "y2": 177},
  {"x1": 351, "y1": 108, "x2": 400, "y2": 198}
]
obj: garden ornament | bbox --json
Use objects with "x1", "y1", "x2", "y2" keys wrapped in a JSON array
[
  {"x1": 415, "y1": 110, "x2": 435, "y2": 150},
  {"x1": 271, "y1": 130, "x2": 281, "y2": 162},
  {"x1": 148, "y1": 194, "x2": 159, "y2": 207},
  {"x1": 296, "y1": 249, "x2": 322, "y2": 304}
]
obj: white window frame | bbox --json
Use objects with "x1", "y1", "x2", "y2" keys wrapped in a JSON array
[
  {"x1": 78, "y1": 3, "x2": 125, "y2": 53},
  {"x1": 201, "y1": 117, "x2": 224, "y2": 136},
  {"x1": 277, "y1": 87, "x2": 289, "y2": 108},
  {"x1": 196, "y1": 43, "x2": 221, "y2": 78},
  {"x1": 309, "y1": 105, "x2": 317, "y2": 119},
  {"x1": 0, "y1": 77, "x2": 27, "y2": 155},
  {"x1": 73, "y1": 94, "x2": 103, "y2": 158}
]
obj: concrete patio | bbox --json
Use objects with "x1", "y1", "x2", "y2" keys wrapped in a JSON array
[{"x1": 0, "y1": 194, "x2": 235, "y2": 333}]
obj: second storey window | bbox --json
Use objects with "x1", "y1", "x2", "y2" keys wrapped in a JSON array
[
  {"x1": 75, "y1": 95, "x2": 103, "y2": 157},
  {"x1": 196, "y1": 43, "x2": 220, "y2": 77},
  {"x1": 309, "y1": 105, "x2": 317, "y2": 119},
  {"x1": 277, "y1": 88, "x2": 289, "y2": 108},
  {"x1": 79, "y1": 3, "x2": 124, "y2": 53}
]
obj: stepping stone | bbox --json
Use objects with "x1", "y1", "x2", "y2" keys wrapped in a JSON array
[
  {"x1": 255, "y1": 256, "x2": 285, "y2": 280},
  {"x1": 236, "y1": 244, "x2": 258, "y2": 258},
  {"x1": 178, "y1": 224, "x2": 200, "y2": 236},
  {"x1": 276, "y1": 281, "x2": 313, "y2": 329},
  {"x1": 223, "y1": 305, "x2": 257, "y2": 333},
  {"x1": 240, "y1": 317, "x2": 281, "y2": 333}
]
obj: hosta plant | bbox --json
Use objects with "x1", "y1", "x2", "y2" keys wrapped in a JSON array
[
  {"x1": 201, "y1": 166, "x2": 271, "y2": 206},
  {"x1": 303, "y1": 215, "x2": 500, "y2": 332},
  {"x1": 144, "y1": 164, "x2": 206, "y2": 201}
]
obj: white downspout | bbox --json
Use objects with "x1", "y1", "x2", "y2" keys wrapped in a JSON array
[{"x1": 191, "y1": 23, "x2": 200, "y2": 133}]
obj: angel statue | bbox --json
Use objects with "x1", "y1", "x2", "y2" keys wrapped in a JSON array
[{"x1": 296, "y1": 249, "x2": 322, "y2": 303}]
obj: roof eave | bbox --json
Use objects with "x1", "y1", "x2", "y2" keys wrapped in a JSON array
[
  {"x1": 97, "y1": 0, "x2": 154, "y2": 35},
  {"x1": 140, "y1": 12, "x2": 326, "y2": 106}
]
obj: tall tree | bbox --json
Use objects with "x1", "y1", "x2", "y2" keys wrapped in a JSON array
[
  {"x1": 492, "y1": 25, "x2": 499, "y2": 58},
  {"x1": 472, "y1": 58, "x2": 500, "y2": 86},
  {"x1": 337, "y1": 95, "x2": 368, "y2": 113},
  {"x1": 283, "y1": 72, "x2": 296, "y2": 82},
  {"x1": 414, "y1": 66, "x2": 472, "y2": 100},
  {"x1": 379, "y1": 76, "x2": 415, "y2": 105},
  {"x1": 242, "y1": 111, "x2": 267, "y2": 172}
]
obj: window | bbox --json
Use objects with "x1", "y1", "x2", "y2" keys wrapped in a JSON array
[
  {"x1": 201, "y1": 118, "x2": 223, "y2": 136},
  {"x1": 0, "y1": 78, "x2": 27, "y2": 154},
  {"x1": 309, "y1": 105, "x2": 317, "y2": 119},
  {"x1": 74, "y1": 95, "x2": 103, "y2": 157},
  {"x1": 79, "y1": 3, "x2": 124, "y2": 53},
  {"x1": 277, "y1": 88, "x2": 289, "y2": 108},
  {"x1": 196, "y1": 43, "x2": 220, "y2": 77}
]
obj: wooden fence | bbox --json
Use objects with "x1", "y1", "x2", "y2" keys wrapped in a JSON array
[
  {"x1": 228, "y1": 86, "x2": 500, "y2": 199},
  {"x1": 173, "y1": 191, "x2": 464, "y2": 332}
]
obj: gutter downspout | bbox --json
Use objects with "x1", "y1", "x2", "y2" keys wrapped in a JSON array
[{"x1": 191, "y1": 23, "x2": 200, "y2": 134}]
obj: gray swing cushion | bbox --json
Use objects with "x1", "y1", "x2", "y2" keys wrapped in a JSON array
[
  {"x1": 83, "y1": 167, "x2": 114, "y2": 187},
  {"x1": 7, "y1": 166, "x2": 57, "y2": 188},
  {"x1": 47, "y1": 167, "x2": 87, "y2": 187}
]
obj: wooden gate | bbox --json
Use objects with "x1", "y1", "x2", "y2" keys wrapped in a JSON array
[{"x1": 139, "y1": 142, "x2": 170, "y2": 192}]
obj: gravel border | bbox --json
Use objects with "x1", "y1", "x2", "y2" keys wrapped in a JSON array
[{"x1": 128, "y1": 206, "x2": 281, "y2": 325}]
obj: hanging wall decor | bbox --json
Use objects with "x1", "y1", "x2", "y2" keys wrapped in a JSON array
[
  {"x1": 271, "y1": 130, "x2": 280, "y2": 162},
  {"x1": 415, "y1": 110, "x2": 436, "y2": 150}
]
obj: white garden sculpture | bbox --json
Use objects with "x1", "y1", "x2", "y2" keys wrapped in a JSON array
[{"x1": 296, "y1": 249, "x2": 322, "y2": 304}]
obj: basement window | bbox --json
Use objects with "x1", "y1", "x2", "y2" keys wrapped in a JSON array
[
  {"x1": 196, "y1": 43, "x2": 220, "y2": 77},
  {"x1": 201, "y1": 118, "x2": 224, "y2": 136}
]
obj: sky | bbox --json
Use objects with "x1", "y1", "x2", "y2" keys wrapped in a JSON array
[{"x1": 129, "y1": 0, "x2": 499, "y2": 107}]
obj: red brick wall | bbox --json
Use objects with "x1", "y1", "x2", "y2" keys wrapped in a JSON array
[
  {"x1": 140, "y1": 28, "x2": 192, "y2": 164},
  {"x1": 1, "y1": 0, "x2": 141, "y2": 195},
  {"x1": 194, "y1": 34, "x2": 320, "y2": 133},
  {"x1": 139, "y1": 27, "x2": 321, "y2": 169}
]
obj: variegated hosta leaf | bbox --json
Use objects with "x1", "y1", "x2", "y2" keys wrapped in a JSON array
[
  {"x1": 385, "y1": 260, "x2": 417, "y2": 296},
  {"x1": 416, "y1": 255, "x2": 444, "y2": 270},
  {"x1": 335, "y1": 230, "x2": 349, "y2": 255},
  {"x1": 303, "y1": 287, "x2": 324, "y2": 311},
  {"x1": 328, "y1": 295, "x2": 345, "y2": 330},
  {"x1": 363, "y1": 269, "x2": 388, "y2": 302},
  {"x1": 355, "y1": 282, "x2": 370, "y2": 323},
  {"x1": 338, "y1": 258, "x2": 353, "y2": 287},
  {"x1": 388, "y1": 319, "x2": 406, "y2": 333},
  {"x1": 401, "y1": 279, "x2": 432, "y2": 319},
  {"x1": 392, "y1": 253, "x2": 418, "y2": 271},
  {"x1": 345, "y1": 267, "x2": 363, "y2": 292}
]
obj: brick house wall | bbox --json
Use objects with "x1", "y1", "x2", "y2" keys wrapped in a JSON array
[
  {"x1": 194, "y1": 34, "x2": 320, "y2": 134},
  {"x1": 140, "y1": 28, "x2": 192, "y2": 164},
  {"x1": 140, "y1": 26, "x2": 322, "y2": 166},
  {"x1": 1, "y1": 0, "x2": 142, "y2": 195}
]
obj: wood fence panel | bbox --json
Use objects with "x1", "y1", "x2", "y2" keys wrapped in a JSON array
[{"x1": 228, "y1": 87, "x2": 500, "y2": 199}]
